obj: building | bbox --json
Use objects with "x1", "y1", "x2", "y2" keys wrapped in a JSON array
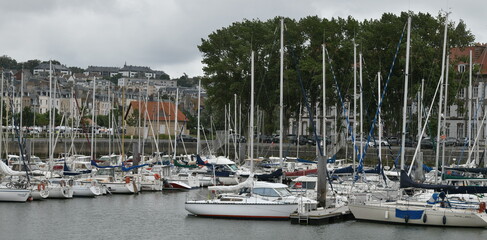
[
  {"x1": 84, "y1": 66, "x2": 120, "y2": 78},
  {"x1": 125, "y1": 101, "x2": 189, "y2": 136},
  {"x1": 33, "y1": 63, "x2": 71, "y2": 76}
]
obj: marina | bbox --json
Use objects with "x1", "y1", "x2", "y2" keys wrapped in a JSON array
[{"x1": 2, "y1": 1, "x2": 487, "y2": 239}]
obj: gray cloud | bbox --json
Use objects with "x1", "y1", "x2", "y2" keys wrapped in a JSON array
[{"x1": 0, "y1": 0, "x2": 484, "y2": 78}]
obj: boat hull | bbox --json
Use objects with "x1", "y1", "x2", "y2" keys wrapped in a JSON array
[
  {"x1": 104, "y1": 182, "x2": 137, "y2": 194},
  {"x1": 349, "y1": 203, "x2": 487, "y2": 227},
  {"x1": 31, "y1": 190, "x2": 49, "y2": 200},
  {"x1": 185, "y1": 201, "x2": 298, "y2": 219},
  {"x1": 0, "y1": 189, "x2": 31, "y2": 202},
  {"x1": 47, "y1": 186, "x2": 74, "y2": 199}
]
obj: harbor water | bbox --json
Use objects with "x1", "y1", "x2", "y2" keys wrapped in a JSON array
[{"x1": 1, "y1": 188, "x2": 487, "y2": 240}]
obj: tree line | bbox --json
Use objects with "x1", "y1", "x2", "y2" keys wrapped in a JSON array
[{"x1": 198, "y1": 11, "x2": 474, "y2": 138}]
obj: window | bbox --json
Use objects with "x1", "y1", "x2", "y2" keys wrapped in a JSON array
[
  {"x1": 446, "y1": 106, "x2": 451, "y2": 117},
  {"x1": 473, "y1": 86, "x2": 479, "y2": 98},
  {"x1": 458, "y1": 64, "x2": 466, "y2": 73},
  {"x1": 457, "y1": 123, "x2": 464, "y2": 138},
  {"x1": 252, "y1": 188, "x2": 279, "y2": 197},
  {"x1": 445, "y1": 123, "x2": 450, "y2": 136},
  {"x1": 458, "y1": 88, "x2": 465, "y2": 99}
]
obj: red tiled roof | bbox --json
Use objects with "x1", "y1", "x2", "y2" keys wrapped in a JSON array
[
  {"x1": 130, "y1": 101, "x2": 188, "y2": 122},
  {"x1": 450, "y1": 44, "x2": 487, "y2": 75}
]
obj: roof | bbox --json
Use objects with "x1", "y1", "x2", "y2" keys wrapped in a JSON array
[
  {"x1": 450, "y1": 44, "x2": 487, "y2": 75},
  {"x1": 85, "y1": 66, "x2": 120, "y2": 72},
  {"x1": 129, "y1": 101, "x2": 188, "y2": 122},
  {"x1": 34, "y1": 63, "x2": 70, "y2": 71},
  {"x1": 120, "y1": 64, "x2": 153, "y2": 72}
]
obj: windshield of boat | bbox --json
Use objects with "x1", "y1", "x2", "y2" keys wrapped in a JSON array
[
  {"x1": 252, "y1": 188, "x2": 280, "y2": 197},
  {"x1": 228, "y1": 164, "x2": 238, "y2": 171},
  {"x1": 275, "y1": 187, "x2": 292, "y2": 197}
]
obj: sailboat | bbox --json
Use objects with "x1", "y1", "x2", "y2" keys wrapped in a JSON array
[
  {"x1": 186, "y1": 47, "x2": 315, "y2": 219},
  {"x1": 349, "y1": 15, "x2": 487, "y2": 228}
]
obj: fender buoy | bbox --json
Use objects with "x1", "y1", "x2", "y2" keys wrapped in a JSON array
[
  {"x1": 37, "y1": 183, "x2": 46, "y2": 191},
  {"x1": 442, "y1": 215, "x2": 447, "y2": 225},
  {"x1": 479, "y1": 202, "x2": 486, "y2": 213},
  {"x1": 60, "y1": 180, "x2": 66, "y2": 187},
  {"x1": 154, "y1": 173, "x2": 161, "y2": 180},
  {"x1": 125, "y1": 176, "x2": 131, "y2": 184},
  {"x1": 404, "y1": 215, "x2": 409, "y2": 223},
  {"x1": 422, "y1": 214, "x2": 427, "y2": 223}
]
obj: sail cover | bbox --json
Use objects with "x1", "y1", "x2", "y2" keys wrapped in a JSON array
[
  {"x1": 0, "y1": 160, "x2": 25, "y2": 176},
  {"x1": 400, "y1": 170, "x2": 487, "y2": 194}
]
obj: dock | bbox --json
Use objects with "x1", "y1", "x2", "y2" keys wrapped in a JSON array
[{"x1": 290, "y1": 206, "x2": 353, "y2": 225}]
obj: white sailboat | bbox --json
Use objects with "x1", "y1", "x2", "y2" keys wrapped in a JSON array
[{"x1": 186, "y1": 46, "x2": 312, "y2": 219}]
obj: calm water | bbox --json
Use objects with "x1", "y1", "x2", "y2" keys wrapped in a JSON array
[{"x1": 1, "y1": 189, "x2": 487, "y2": 240}]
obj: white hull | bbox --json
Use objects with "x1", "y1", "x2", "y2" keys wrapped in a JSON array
[
  {"x1": 104, "y1": 182, "x2": 137, "y2": 194},
  {"x1": 47, "y1": 186, "x2": 74, "y2": 199},
  {"x1": 349, "y1": 202, "x2": 487, "y2": 227},
  {"x1": 0, "y1": 189, "x2": 31, "y2": 202},
  {"x1": 73, "y1": 185, "x2": 102, "y2": 197},
  {"x1": 185, "y1": 200, "x2": 298, "y2": 219},
  {"x1": 140, "y1": 181, "x2": 163, "y2": 191},
  {"x1": 30, "y1": 190, "x2": 49, "y2": 200},
  {"x1": 165, "y1": 180, "x2": 191, "y2": 190}
]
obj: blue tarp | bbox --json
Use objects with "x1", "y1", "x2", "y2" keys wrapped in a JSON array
[
  {"x1": 91, "y1": 160, "x2": 121, "y2": 169},
  {"x1": 395, "y1": 209, "x2": 424, "y2": 220}
]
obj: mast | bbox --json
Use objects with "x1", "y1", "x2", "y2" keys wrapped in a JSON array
[
  {"x1": 353, "y1": 39, "x2": 357, "y2": 172},
  {"x1": 234, "y1": 94, "x2": 237, "y2": 161},
  {"x1": 378, "y1": 72, "x2": 382, "y2": 162},
  {"x1": 173, "y1": 88, "x2": 179, "y2": 159},
  {"x1": 359, "y1": 52, "x2": 363, "y2": 164},
  {"x1": 250, "y1": 50, "x2": 255, "y2": 172},
  {"x1": 441, "y1": 55, "x2": 450, "y2": 174},
  {"x1": 434, "y1": 14, "x2": 448, "y2": 183},
  {"x1": 49, "y1": 61, "x2": 53, "y2": 169},
  {"x1": 20, "y1": 67, "x2": 23, "y2": 140},
  {"x1": 91, "y1": 76, "x2": 96, "y2": 161},
  {"x1": 468, "y1": 50, "x2": 473, "y2": 152},
  {"x1": 418, "y1": 79, "x2": 424, "y2": 147},
  {"x1": 322, "y1": 42, "x2": 326, "y2": 158},
  {"x1": 400, "y1": 16, "x2": 411, "y2": 171},
  {"x1": 279, "y1": 17, "x2": 284, "y2": 168},
  {"x1": 197, "y1": 79, "x2": 201, "y2": 155}
]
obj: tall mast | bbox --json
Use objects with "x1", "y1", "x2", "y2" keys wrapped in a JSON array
[
  {"x1": 173, "y1": 88, "x2": 179, "y2": 159},
  {"x1": 197, "y1": 79, "x2": 201, "y2": 155},
  {"x1": 20, "y1": 67, "x2": 23, "y2": 140},
  {"x1": 359, "y1": 53, "x2": 363, "y2": 163},
  {"x1": 234, "y1": 94, "x2": 237, "y2": 161},
  {"x1": 279, "y1": 18, "x2": 284, "y2": 167},
  {"x1": 468, "y1": 50, "x2": 473, "y2": 152},
  {"x1": 353, "y1": 39, "x2": 357, "y2": 172},
  {"x1": 434, "y1": 14, "x2": 448, "y2": 183},
  {"x1": 250, "y1": 51, "x2": 255, "y2": 172},
  {"x1": 400, "y1": 16, "x2": 412, "y2": 171},
  {"x1": 322, "y1": 42, "x2": 327, "y2": 158},
  {"x1": 378, "y1": 72, "x2": 382, "y2": 162},
  {"x1": 49, "y1": 61, "x2": 53, "y2": 165},
  {"x1": 91, "y1": 76, "x2": 96, "y2": 160},
  {"x1": 442, "y1": 55, "x2": 450, "y2": 174}
]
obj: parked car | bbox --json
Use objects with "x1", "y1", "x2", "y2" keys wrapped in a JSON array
[
  {"x1": 354, "y1": 138, "x2": 375, "y2": 147},
  {"x1": 420, "y1": 138, "x2": 434, "y2": 149},
  {"x1": 373, "y1": 137, "x2": 390, "y2": 147},
  {"x1": 443, "y1": 137, "x2": 458, "y2": 146},
  {"x1": 229, "y1": 134, "x2": 246, "y2": 143},
  {"x1": 291, "y1": 135, "x2": 309, "y2": 145},
  {"x1": 177, "y1": 134, "x2": 197, "y2": 142},
  {"x1": 387, "y1": 136, "x2": 400, "y2": 146}
]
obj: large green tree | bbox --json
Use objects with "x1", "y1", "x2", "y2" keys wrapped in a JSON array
[{"x1": 199, "y1": 12, "x2": 475, "y2": 138}]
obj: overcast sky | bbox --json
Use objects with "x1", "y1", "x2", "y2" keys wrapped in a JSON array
[{"x1": 1, "y1": 0, "x2": 485, "y2": 78}]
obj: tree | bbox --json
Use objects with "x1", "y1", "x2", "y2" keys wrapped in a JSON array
[
  {"x1": 69, "y1": 66, "x2": 84, "y2": 74},
  {"x1": 198, "y1": 12, "x2": 475, "y2": 137},
  {"x1": 0, "y1": 55, "x2": 18, "y2": 70}
]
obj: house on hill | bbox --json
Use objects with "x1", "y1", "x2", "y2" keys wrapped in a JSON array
[{"x1": 125, "y1": 101, "x2": 189, "y2": 136}]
